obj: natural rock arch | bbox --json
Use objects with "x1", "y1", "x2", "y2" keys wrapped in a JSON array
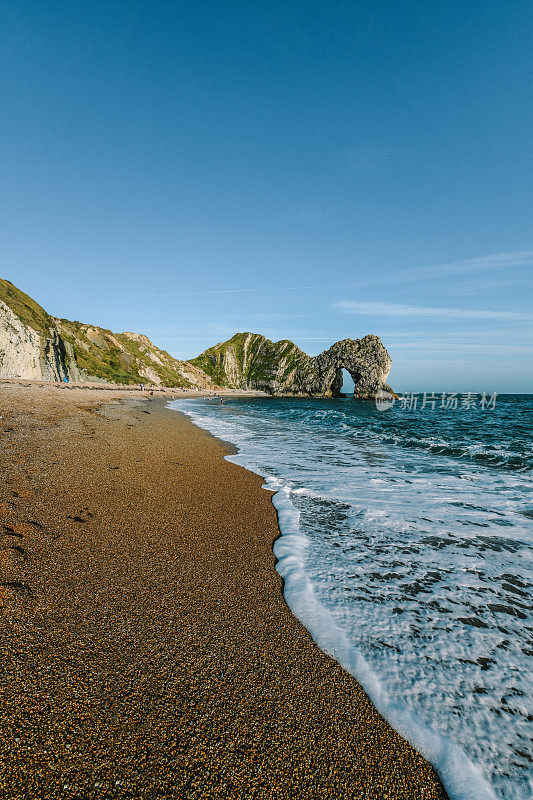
[
  {"x1": 191, "y1": 332, "x2": 392, "y2": 398},
  {"x1": 311, "y1": 336, "x2": 391, "y2": 398}
]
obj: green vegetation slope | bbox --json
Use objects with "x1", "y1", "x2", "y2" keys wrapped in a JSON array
[{"x1": 0, "y1": 279, "x2": 214, "y2": 387}]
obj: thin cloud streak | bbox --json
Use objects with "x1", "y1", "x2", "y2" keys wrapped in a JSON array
[
  {"x1": 335, "y1": 301, "x2": 531, "y2": 320},
  {"x1": 152, "y1": 284, "x2": 327, "y2": 298},
  {"x1": 381, "y1": 250, "x2": 533, "y2": 285},
  {"x1": 390, "y1": 343, "x2": 533, "y2": 355},
  {"x1": 152, "y1": 250, "x2": 533, "y2": 298},
  {"x1": 340, "y1": 249, "x2": 533, "y2": 288},
  {"x1": 422, "y1": 250, "x2": 533, "y2": 275}
]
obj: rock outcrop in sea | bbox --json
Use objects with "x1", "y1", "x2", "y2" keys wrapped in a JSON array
[{"x1": 189, "y1": 332, "x2": 392, "y2": 398}]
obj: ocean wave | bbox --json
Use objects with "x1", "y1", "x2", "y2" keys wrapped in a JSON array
[{"x1": 170, "y1": 397, "x2": 533, "y2": 800}]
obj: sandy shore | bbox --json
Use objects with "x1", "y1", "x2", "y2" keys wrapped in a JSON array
[{"x1": 0, "y1": 384, "x2": 447, "y2": 799}]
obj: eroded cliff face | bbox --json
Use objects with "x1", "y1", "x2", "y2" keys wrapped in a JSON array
[
  {"x1": 0, "y1": 280, "x2": 215, "y2": 388},
  {"x1": 55, "y1": 320, "x2": 216, "y2": 388},
  {"x1": 189, "y1": 333, "x2": 311, "y2": 394},
  {"x1": 1, "y1": 279, "x2": 392, "y2": 395},
  {"x1": 0, "y1": 299, "x2": 73, "y2": 381},
  {"x1": 190, "y1": 332, "x2": 392, "y2": 398}
]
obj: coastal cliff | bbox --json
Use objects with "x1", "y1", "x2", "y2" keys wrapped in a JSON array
[
  {"x1": 0, "y1": 280, "x2": 74, "y2": 382},
  {"x1": 1, "y1": 281, "x2": 392, "y2": 396},
  {"x1": 0, "y1": 280, "x2": 214, "y2": 388},
  {"x1": 189, "y1": 332, "x2": 392, "y2": 398}
]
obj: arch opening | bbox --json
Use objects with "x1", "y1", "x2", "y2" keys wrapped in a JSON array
[
  {"x1": 340, "y1": 368, "x2": 355, "y2": 396},
  {"x1": 328, "y1": 367, "x2": 362, "y2": 397}
]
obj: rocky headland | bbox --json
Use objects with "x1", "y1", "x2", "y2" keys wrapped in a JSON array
[
  {"x1": 1, "y1": 280, "x2": 392, "y2": 397},
  {"x1": 190, "y1": 332, "x2": 392, "y2": 398}
]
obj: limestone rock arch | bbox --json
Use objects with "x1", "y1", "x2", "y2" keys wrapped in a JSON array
[{"x1": 312, "y1": 335, "x2": 392, "y2": 398}]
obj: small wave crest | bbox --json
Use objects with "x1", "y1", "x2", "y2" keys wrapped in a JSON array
[{"x1": 170, "y1": 397, "x2": 532, "y2": 800}]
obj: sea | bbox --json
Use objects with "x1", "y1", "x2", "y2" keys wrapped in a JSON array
[{"x1": 170, "y1": 393, "x2": 532, "y2": 800}]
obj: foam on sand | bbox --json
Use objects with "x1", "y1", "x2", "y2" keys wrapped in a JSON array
[
  {"x1": 171, "y1": 396, "x2": 532, "y2": 800},
  {"x1": 269, "y1": 483, "x2": 497, "y2": 800}
]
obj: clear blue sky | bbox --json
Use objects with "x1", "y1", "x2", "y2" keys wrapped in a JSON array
[{"x1": 2, "y1": 0, "x2": 532, "y2": 391}]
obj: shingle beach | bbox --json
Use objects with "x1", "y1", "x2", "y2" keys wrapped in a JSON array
[{"x1": 0, "y1": 384, "x2": 447, "y2": 799}]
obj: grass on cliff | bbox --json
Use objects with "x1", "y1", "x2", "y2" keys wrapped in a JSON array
[
  {"x1": 0, "y1": 279, "x2": 55, "y2": 335},
  {"x1": 189, "y1": 332, "x2": 311, "y2": 387},
  {"x1": 58, "y1": 319, "x2": 193, "y2": 386}
]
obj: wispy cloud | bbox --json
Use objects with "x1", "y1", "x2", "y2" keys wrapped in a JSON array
[
  {"x1": 396, "y1": 250, "x2": 533, "y2": 281},
  {"x1": 153, "y1": 284, "x2": 324, "y2": 298},
  {"x1": 151, "y1": 249, "x2": 533, "y2": 298},
  {"x1": 333, "y1": 249, "x2": 533, "y2": 290},
  {"x1": 391, "y1": 343, "x2": 533, "y2": 355},
  {"x1": 334, "y1": 301, "x2": 531, "y2": 320}
]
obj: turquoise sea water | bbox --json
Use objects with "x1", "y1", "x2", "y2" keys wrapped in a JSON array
[{"x1": 171, "y1": 394, "x2": 532, "y2": 800}]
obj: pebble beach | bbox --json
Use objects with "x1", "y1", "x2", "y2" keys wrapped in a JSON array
[{"x1": 0, "y1": 383, "x2": 447, "y2": 799}]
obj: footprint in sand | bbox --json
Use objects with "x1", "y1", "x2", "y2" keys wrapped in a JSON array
[
  {"x1": 67, "y1": 508, "x2": 94, "y2": 523},
  {"x1": 23, "y1": 520, "x2": 43, "y2": 530},
  {"x1": 0, "y1": 580, "x2": 33, "y2": 613},
  {"x1": 2, "y1": 525, "x2": 22, "y2": 538},
  {"x1": 0, "y1": 534, "x2": 27, "y2": 586},
  {"x1": 2, "y1": 543, "x2": 25, "y2": 558},
  {"x1": 0, "y1": 580, "x2": 31, "y2": 594}
]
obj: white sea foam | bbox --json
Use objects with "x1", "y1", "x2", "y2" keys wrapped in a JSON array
[
  {"x1": 170, "y1": 399, "x2": 532, "y2": 800},
  {"x1": 271, "y1": 486, "x2": 497, "y2": 800}
]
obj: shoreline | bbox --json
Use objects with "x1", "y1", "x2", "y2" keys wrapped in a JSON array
[
  {"x1": 0, "y1": 375, "x2": 268, "y2": 398},
  {"x1": 0, "y1": 384, "x2": 447, "y2": 799},
  {"x1": 174, "y1": 399, "x2": 498, "y2": 800}
]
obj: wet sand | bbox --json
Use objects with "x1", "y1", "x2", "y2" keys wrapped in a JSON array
[{"x1": 0, "y1": 384, "x2": 447, "y2": 799}]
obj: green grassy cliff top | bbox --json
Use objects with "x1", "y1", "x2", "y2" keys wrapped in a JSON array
[{"x1": 0, "y1": 279, "x2": 55, "y2": 335}]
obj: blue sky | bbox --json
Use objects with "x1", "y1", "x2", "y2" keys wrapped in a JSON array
[{"x1": 2, "y1": 0, "x2": 532, "y2": 391}]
